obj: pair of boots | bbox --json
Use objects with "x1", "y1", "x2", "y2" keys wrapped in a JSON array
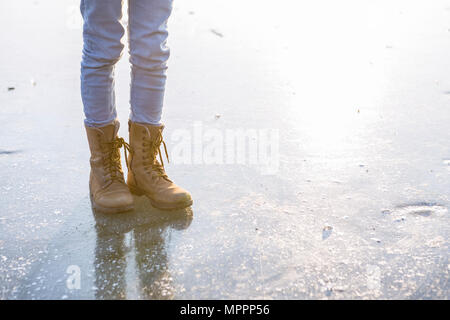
[{"x1": 86, "y1": 120, "x2": 192, "y2": 213}]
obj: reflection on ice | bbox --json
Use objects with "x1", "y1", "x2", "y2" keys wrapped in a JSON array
[{"x1": 93, "y1": 197, "x2": 193, "y2": 299}]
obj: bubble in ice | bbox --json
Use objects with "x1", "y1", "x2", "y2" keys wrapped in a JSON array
[
  {"x1": 426, "y1": 236, "x2": 445, "y2": 248},
  {"x1": 443, "y1": 159, "x2": 450, "y2": 169},
  {"x1": 388, "y1": 203, "x2": 447, "y2": 219},
  {"x1": 322, "y1": 226, "x2": 333, "y2": 240}
]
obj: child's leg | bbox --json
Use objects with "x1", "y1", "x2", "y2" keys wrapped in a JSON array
[
  {"x1": 128, "y1": 0, "x2": 174, "y2": 125},
  {"x1": 126, "y1": 0, "x2": 192, "y2": 209},
  {"x1": 81, "y1": 1, "x2": 134, "y2": 214},
  {"x1": 80, "y1": 0, "x2": 125, "y2": 127}
]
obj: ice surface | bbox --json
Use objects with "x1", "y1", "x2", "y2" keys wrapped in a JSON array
[{"x1": 0, "y1": 0, "x2": 448, "y2": 299}]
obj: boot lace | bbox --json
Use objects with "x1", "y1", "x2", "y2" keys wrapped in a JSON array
[
  {"x1": 140, "y1": 130, "x2": 171, "y2": 182},
  {"x1": 101, "y1": 137, "x2": 131, "y2": 184}
]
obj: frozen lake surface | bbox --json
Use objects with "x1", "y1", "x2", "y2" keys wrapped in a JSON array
[{"x1": 0, "y1": 0, "x2": 449, "y2": 299}]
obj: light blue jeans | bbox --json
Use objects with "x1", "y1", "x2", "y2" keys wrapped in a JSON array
[{"x1": 80, "y1": 0, "x2": 173, "y2": 127}]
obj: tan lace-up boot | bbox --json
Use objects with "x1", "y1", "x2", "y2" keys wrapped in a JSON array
[
  {"x1": 85, "y1": 120, "x2": 134, "y2": 214},
  {"x1": 127, "y1": 121, "x2": 193, "y2": 210}
]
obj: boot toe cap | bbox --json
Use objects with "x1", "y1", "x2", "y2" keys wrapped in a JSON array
[
  {"x1": 154, "y1": 187, "x2": 193, "y2": 209},
  {"x1": 96, "y1": 190, "x2": 134, "y2": 210},
  {"x1": 170, "y1": 187, "x2": 192, "y2": 202},
  {"x1": 172, "y1": 190, "x2": 193, "y2": 207},
  {"x1": 178, "y1": 191, "x2": 192, "y2": 203}
]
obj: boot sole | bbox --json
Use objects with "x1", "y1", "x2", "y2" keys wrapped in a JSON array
[
  {"x1": 89, "y1": 193, "x2": 134, "y2": 214},
  {"x1": 129, "y1": 185, "x2": 193, "y2": 210}
]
